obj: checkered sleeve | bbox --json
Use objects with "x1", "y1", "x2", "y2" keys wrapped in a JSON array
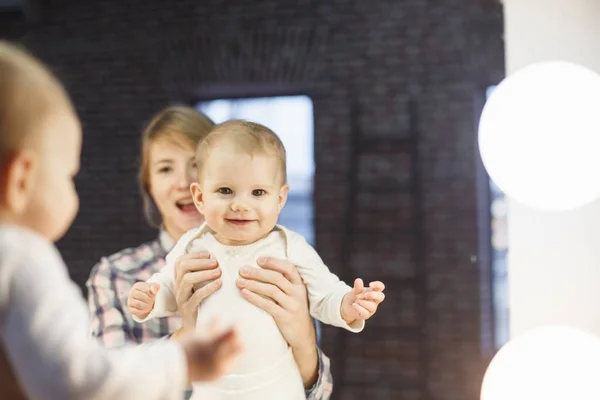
[
  {"x1": 86, "y1": 258, "x2": 137, "y2": 348},
  {"x1": 305, "y1": 348, "x2": 333, "y2": 400}
]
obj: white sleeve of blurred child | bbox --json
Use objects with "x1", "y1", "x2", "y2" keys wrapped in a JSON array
[{"x1": 0, "y1": 226, "x2": 188, "y2": 400}]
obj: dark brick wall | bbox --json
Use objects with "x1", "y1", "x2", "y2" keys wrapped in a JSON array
[{"x1": 1, "y1": 1, "x2": 504, "y2": 398}]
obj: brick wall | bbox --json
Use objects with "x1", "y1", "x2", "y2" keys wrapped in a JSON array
[{"x1": 1, "y1": 0, "x2": 504, "y2": 398}]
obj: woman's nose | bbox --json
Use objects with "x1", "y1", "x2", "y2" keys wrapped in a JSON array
[
  {"x1": 175, "y1": 170, "x2": 191, "y2": 189},
  {"x1": 186, "y1": 167, "x2": 197, "y2": 185}
]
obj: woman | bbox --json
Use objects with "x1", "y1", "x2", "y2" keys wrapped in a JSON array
[{"x1": 86, "y1": 106, "x2": 333, "y2": 399}]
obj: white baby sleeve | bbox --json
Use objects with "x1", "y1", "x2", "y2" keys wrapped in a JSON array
[
  {"x1": 286, "y1": 231, "x2": 364, "y2": 333},
  {"x1": 133, "y1": 227, "x2": 201, "y2": 322}
]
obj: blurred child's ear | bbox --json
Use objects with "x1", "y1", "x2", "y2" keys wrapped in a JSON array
[
  {"x1": 0, "y1": 150, "x2": 36, "y2": 214},
  {"x1": 278, "y1": 184, "x2": 289, "y2": 213},
  {"x1": 190, "y1": 182, "x2": 205, "y2": 214}
]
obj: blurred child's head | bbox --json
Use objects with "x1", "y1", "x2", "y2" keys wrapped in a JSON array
[
  {"x1": 191, "y1": 120, "x2": 288, "y2": 245},
  {"x1": 0, "y1": 41, "x2": 81, "y2": 241}
]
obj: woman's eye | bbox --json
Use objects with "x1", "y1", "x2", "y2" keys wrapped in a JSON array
[{"x1": 158, "y1": 166, "x2": 172, "y2": 174}]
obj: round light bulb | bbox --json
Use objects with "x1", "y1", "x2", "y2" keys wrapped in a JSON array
[
  {"x1": 479, "y1": 61, "x2": 600, "y2": 211},
  {"x1": 481, "y1": 326, "x2": 600, "y2": 400}
]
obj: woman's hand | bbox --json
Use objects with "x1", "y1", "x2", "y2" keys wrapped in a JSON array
[
  {"x1": 236, "y1": 257, "x2": 319, "y2": 388},
  {"x1": 172, "y1": 252, "x2": 222, "y2": 336}
]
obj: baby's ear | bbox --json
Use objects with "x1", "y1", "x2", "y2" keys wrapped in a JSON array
[
  {"x1": 278, "y1": 184, "x2": 289, "y2": 212},
  {"x1": 190, "y1": 182, "x2": 205, "y2": 213},
  {"x1": 0, "y1": 149, "x2": 37, "y2": 214}
]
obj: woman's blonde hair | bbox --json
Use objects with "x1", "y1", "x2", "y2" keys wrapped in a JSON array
[{"x1": 139, "y1": 105, "x2": 215, "y2": 227}]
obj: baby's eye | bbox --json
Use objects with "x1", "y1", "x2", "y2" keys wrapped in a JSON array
[
  {"x1": 252, "y1": 189, "x2": 266, "y2": 196},
  {"x1": 218, "y1": 187, "x2": 233, "y2": 195}
]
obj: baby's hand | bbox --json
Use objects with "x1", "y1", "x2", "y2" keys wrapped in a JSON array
[
  {"x1": 127, "y1": 282, "x2": 160, "y2": 320},
  {"x1": 179, "y1": 322, "x2": 243, "y2": 383},
  {"x1": 341, "y1": 278, "x2": 386, "y2": 324}
]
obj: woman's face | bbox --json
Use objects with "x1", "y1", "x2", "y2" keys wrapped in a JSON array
[{"x1": 148, "y1": 136, "x2": 204, "y2": 241}]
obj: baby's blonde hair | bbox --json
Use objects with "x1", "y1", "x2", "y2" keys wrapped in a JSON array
[
  {"x1": 195, "y1": 120, "x2": 287, "y2": 185},
  {"x1": 0, "y1": 41, "x2": 73, "y2": 158}
]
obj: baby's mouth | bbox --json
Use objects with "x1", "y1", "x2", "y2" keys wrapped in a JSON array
[{"x1": 226, "y1": 219, "x2": 254, "y2": 225}]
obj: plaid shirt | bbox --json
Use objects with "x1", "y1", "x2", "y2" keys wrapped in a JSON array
[{"x1": 86, "y1": 229, "x2": 333, "y2": 399}]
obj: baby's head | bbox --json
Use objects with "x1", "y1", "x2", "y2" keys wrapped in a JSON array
[
  {"x1": 191, "y1": 120, "x2": 288, "y2": 245},
  {"x1": 0, "y1": 41, "x2": 81, "y2": 241}
]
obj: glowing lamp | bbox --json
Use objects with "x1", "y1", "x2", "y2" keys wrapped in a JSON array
[
  {"x1": 481, "y1": 326, "x2": 600, "y2": 400},
  {"x1": 479, "y1": 61, "x2": 600, "y2": 211}
]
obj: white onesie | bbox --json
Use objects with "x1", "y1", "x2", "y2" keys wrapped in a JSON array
[{"x1": 136, "y1": 223, "x2": 364, "y2": 399}]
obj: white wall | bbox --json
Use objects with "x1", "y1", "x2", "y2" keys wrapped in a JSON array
[{"x1": 504, "y1": 0, "x2": 600, "y2": 337}]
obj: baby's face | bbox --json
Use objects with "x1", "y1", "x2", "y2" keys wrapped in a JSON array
[
  {"x1": 194, "y1": 143, "x2": 288, "y2": 246},
  {"x1": 23, "y1": 107, "x2": 81, "y2": 241}
]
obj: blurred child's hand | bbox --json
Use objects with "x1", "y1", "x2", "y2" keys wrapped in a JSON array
[
  {"x1": 341, "y1": 278, "x2": 385, "y2": 324},
  {"x1": 127, "y1": 282, "x2": 160, "y2": 320},
  {"x1": 179, "y1": 322, "x2": 243, "y2": 383}
]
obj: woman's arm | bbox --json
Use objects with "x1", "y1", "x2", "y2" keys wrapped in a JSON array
[
  {"x1": 306, "y1": 347, "x2": 333, "y2": 400},
  {"x1": 86, "y1": 258, "x2": 137, "y2": 347},
  {"x1": 236, "y1": 257, "x2": 334, "y2": 398},
  {"x1": 170, "y1": 251, "x2": 223, "y2": 338}
]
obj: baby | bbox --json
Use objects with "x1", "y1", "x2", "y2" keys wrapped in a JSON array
[
  {"x1": 129, "y1": 120, "x2": 386, "y2": 399},
  {"x1": 0, "y1": 41, "x2": 241, "y2": 400}
]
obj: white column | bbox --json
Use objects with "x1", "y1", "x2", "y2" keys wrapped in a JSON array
[{"x1": 503, "y1": 0, "x2": 600, "y2": 338}]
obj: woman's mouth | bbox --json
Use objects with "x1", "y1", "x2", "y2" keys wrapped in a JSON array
[{"x1": 176, "y1": 200, "x2": 198, "y2": 215}]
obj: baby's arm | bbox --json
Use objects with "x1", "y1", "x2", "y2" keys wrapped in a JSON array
[
  {"x1": 287, "y1": 233, "x2": 366, "y2": 332},
  {"x1": 339, "y1": 278, "x2": 386, "y2": 326},
  {"x1": 130, "y1": 228, "x2": 200, "y2": 322},
  {"x1": 129, "y1": 269, "x2": 177, "y2": 322}
]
